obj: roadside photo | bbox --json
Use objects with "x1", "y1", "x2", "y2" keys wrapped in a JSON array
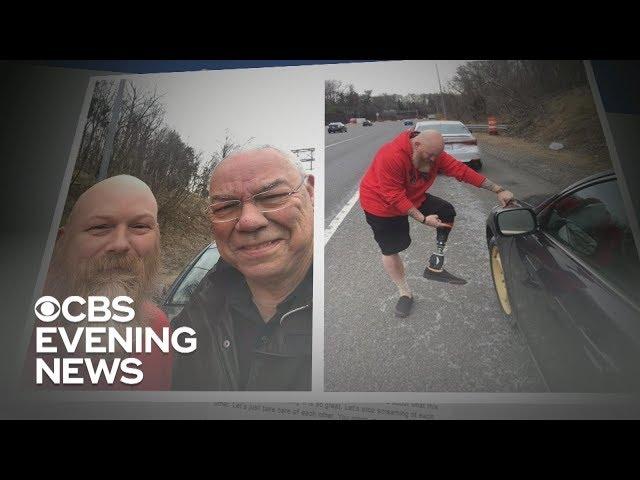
[
  {"x1": 324, "y1": 60, "x2": 640, "y2": 393},
  {"x1": 26, "y1": 67, "x2": 320, "y2": 392}
]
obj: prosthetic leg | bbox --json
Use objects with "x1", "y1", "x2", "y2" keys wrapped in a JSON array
[
  {"x1": 427, "y1": 225, "x2": 451, "y2": 273},
  {"x1": 423, "y1": 222, "x2": 467, "y2": 285}
]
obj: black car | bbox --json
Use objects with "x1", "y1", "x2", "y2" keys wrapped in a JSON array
[
  {"x1": 161, "y1": 243, "x2": 220, "y2": 322},
  {"x1": 363, "y1": 119, "x2": 373, "y2": 126},
  {"x1": 328, "y1": 122, "x2": 347, "y2": 133},
  {"x1": 486, "y1": 171, "x2": 640, "y2": 392},
  {"x1": 403, "y1": 119, "x2": 414, "y2": 126}
]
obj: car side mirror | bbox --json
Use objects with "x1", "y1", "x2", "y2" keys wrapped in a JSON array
[{"x1": 496, "y1": 207, "x2": 537, "y2": 236}]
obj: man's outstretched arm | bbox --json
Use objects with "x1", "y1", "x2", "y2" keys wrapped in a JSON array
[{"x1": 480, "y1": 178, "x2": 515, "y2": 207}]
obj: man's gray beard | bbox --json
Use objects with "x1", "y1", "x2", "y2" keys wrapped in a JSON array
[
  {"x1": 414, "y1": 155, "x2": 435, "y2": 174},
  {"x1": 45, "y1": 244, "x2": 161, "y2": 337}
]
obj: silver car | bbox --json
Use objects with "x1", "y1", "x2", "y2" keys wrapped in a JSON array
[{"x1": 413, "y1": 120, "x2": 482, "y2": 170}]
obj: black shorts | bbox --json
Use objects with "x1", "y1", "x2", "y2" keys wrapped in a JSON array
[{"x1": 364, "y1": 194, "x2": 456, "y2": 256}]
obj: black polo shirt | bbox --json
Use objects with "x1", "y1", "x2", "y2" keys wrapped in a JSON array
[{"x1": 225, "y1": 265, "x2": 313, "y2": 390}]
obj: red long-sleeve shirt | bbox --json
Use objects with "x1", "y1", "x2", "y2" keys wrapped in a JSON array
[{"x1": 359, "y1": 131, "x2": 486, "y2": 217}]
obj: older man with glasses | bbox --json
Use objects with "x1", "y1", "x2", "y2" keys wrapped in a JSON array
[{"x1": 172, "y1": 145, "x2": 314, "y2": 391}]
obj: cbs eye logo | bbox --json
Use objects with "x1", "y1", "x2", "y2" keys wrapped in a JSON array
[{"x1": 34, "y1": 296, "x2": 61, "y2": 322}]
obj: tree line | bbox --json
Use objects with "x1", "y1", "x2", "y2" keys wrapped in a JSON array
[
  {"x1": 71, "y1": 80, "x2": 249, "y2": 224},
  {"x1": 325, "y1": 60, "x2": 588, "y2": 126}
]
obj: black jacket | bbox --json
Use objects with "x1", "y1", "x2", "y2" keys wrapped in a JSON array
[{"x1": 171, "y1": 258, "x2": 313, "y2": 391}]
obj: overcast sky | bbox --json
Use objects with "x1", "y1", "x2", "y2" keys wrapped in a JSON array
[
  {"x1": 93, "y1": 61, "x2": 469, "y2": 163},
  {"x1": 321, "y1": 60, "x2": 470, "y2": 96},
  {"x1": 110, "y1": 66, "x2": 325, "y2": 163}
]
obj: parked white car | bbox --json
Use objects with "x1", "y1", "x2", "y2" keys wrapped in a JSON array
[{"x1": 413, "y1": 120, "x2": 482, "y2": 170}]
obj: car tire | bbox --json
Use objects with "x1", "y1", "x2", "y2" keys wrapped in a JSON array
[{"x1": 488, "y1": 236, "x2": 517, "y2": 328}]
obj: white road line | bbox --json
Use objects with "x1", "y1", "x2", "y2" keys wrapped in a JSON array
[
  {"x1": 325, "y1": 189, "x2": 360, "y2": 245},
  {"x1": 326, "y1": 133, "x2": 369, "y2": 148}
]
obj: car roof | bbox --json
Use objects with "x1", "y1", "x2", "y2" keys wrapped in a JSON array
[
  {"x1": 558, "y1": 169, "x2": 616, "y2": 195},
  {"x1": 527, "y1": 170, "x2": 616, "y2": 211}
]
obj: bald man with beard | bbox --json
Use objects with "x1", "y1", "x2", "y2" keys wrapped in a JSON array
[
  {"x1": 24, "y1": 175, "x2": 172, "y2": 390},
  {"x1": 360, "y1": 129, "x2": 514, "y2": 318}
]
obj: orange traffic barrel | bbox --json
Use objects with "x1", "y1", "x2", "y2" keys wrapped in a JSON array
[{"x1": 488, "y1": 116, "x2": 498, "y2": 135}]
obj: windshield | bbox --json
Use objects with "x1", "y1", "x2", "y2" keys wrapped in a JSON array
[{"x1": 169, "y1": 247, "x2": 220, "y2": 305}]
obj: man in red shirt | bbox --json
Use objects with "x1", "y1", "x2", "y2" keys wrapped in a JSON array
[{"x1": 360, "y1": 129, "x2": 514, "y2": 317}]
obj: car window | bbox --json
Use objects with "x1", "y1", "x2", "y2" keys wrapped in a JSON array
[
  {"x1": 541, "y1": 179, "x2": 640, "y2": 303},
  {"x1": 169, "y1": 247, "x2": 221, "y2": 305},
  {"x1": 416, "y1": 123, "x2": 470, "y2": 135}
]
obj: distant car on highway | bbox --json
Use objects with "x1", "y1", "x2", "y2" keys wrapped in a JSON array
[
  {"x1": 161, "y1": 243, "x2": 220, "y2": 322},
  {"x1": 413, "y1": 120, "x2": 482, "y2": 170},
  {"x1": 486, "y1": 170, "x2": 640, "y2": 392},
  {"x1": 363, "y1": 119, "x2": 373, "y2": 127},
  {"x1": 328, "y1": 122, "x2": 348, "y2": 133},
  {"x1": 403, "y1": 119, "x2": 414, "y2": 126}
]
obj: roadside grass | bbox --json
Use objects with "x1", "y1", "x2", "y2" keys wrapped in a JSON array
[
  {"x1": 492, "y1": 86, "x2": 610, "y2": 165},
  {"x1": 476, "y1": 131, "x2": 611, "y2": 172},
  {"x1": 156, "y1": 191, "x2": 212, "y2": 295}
]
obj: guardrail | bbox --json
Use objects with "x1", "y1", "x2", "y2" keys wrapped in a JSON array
[{"x1": 466, "y1": 124, "x2": 509, "y2": 130}]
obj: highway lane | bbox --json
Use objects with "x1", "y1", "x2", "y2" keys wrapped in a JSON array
[{"x1": 325, "y1": 121, "x2": 408, "y2": 228}]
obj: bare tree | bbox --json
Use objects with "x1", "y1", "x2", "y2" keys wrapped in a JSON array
[{"x1": 196, "y1": 131, "x2": 254, "y2": 198}]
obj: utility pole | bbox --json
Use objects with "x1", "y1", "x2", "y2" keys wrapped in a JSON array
[
  {"x1": 435, "y1": 63, "x2": 447, "y2": 120},
  {"x1": 97, "y1": 78, "x2": 126, "y2": 181}
]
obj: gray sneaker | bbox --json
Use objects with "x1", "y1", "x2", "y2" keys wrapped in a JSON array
[{"x1": 395, "y1": 295, "x2": 414, "y2": 318}]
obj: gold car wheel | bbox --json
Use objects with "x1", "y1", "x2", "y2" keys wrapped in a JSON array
[{"x1": 490, "y1": 245, "x2": 512, "y2": 316}]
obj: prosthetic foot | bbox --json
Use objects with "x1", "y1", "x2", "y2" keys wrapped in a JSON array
[{"x1": 428, "y1": 252, "x2": 445, "y2": 273}]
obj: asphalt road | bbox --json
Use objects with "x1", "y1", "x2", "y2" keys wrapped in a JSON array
[
  {"x1": 324, "y1": 121, "x2": 559, "y2": 392},
  {"x1": 325, "y1": 121, "x2": 409, "y2": 229}
]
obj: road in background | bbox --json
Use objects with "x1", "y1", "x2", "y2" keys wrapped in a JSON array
[{"x1": 325, "y1": 121, "x2": 408, "y2": 228}]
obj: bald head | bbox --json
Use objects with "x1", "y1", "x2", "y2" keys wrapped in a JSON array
[
  {"x1": 67, "y1": 174, "x2": 157, "y2": 230},
  {"x1": 410, "y1": 130, "x2": 445, "y2": 171},
  {"x1": 411, "y1": 130, "x2": 444, "y2": 152},
  {"x1": 55, "y1": 173, "x2": 160, "y2": 269}
]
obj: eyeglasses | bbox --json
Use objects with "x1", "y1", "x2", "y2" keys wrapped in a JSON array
[{"x1": 207, "y1": 175, "x2": 308, "y2": 223}]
